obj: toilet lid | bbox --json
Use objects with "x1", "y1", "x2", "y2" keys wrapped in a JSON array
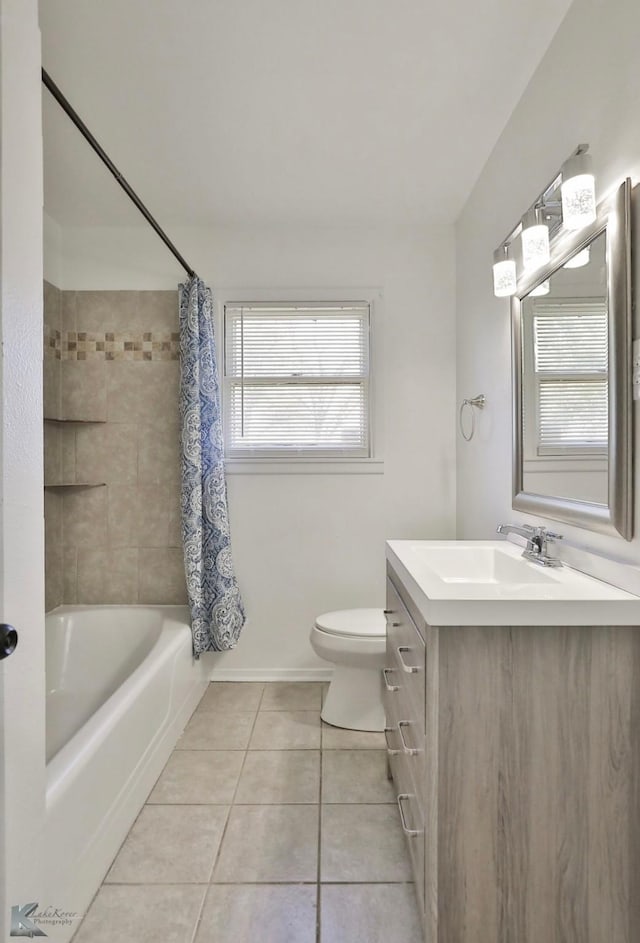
[{"x1": 314, "y1": 609, "x2": 387, "y2": 639}]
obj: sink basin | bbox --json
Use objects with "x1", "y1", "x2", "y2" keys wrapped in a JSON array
[
  {"x1": 386, "y1": 540, "x2": 640, "y2": 626},
  {"x1": 410, "y1": 544, "x2": 554, "y2": 585}
]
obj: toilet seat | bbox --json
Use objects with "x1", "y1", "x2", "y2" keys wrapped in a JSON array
[{"x1": 314, "y1": 608, "x2": 386, "y2": 639}]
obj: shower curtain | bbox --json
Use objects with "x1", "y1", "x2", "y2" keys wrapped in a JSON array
[{"x1": 178, "y1": 275, "x2": 245, "y2": 655}]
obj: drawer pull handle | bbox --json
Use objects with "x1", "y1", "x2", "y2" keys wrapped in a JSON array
[
  {"x1": 396, "y1": 645, "x2": 420, "y2": 673},
  {"x1": 382, "y1": 668, "x2": 399, "y2": 692},
  {"x1": 398, "y1": 721, "x2": 419, "y2": 756},
  {"x1": 384, "y1": 726, "x2": 402, "y2": 756},
  {"x1": 397, "y1": 793, "x2": 421, "y2": 838},
  {"x1": 383, "y1": 609, "x2": 395, "y2": 615}
]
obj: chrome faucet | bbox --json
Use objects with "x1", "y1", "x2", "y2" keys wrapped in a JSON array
[{"x1": 496, "y1": 523, "x2": 563, "y2": 567}]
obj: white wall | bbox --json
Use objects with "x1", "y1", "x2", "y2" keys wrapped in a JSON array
[
  {"x1": 0, "y1": 0, "x2": 46, "y2": 929},
  {"x1": 48, "y1": 223, "x2": 456, "y2": 673},
  {"x1": 456, "y1": 0, "x2": 640, "y2": 565}
]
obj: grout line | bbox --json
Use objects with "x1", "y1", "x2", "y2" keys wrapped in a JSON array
[
  {"x1": 204, "y1": 693, "x2": 263, "y2": 886},
  {"x1": 141, "y1": 799, "x2": 394, "y2": 809},
  {"x1": 186, "y1": 885, "x2": 208, "y2": 943},
  {"x1": 100, "y1": 878, "x2": 417, "y2": 886},
  {"x1": 173, "y1": 745, "x2": 383, "y2": 751},
  {"x1": 316, "y1": 716, "x2": 323, "y2": 943}
]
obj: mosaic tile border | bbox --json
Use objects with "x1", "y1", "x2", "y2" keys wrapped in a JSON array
[
  {"x1": 44, "y1": 330, "x2": 180, "y2": 362},
  {"x1": 45, "y1": 327, "x2": 62, "y2": 360}
]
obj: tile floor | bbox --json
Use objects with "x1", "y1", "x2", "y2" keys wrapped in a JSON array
[{"x1": 73, "y1": 682, "x2": 423, "y2": 943}]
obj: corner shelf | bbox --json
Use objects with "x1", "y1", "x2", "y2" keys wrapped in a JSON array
[
  {"x1": 44, "y1": 416, "x2": 106, "y2": 424},
  {"x1": 44, "y1": 482, "x2": 106, "y2": 490}
]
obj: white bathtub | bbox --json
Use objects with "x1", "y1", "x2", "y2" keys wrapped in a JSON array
[{"x1": 44, "y1": 606, "x2": 208, "y2": 941}]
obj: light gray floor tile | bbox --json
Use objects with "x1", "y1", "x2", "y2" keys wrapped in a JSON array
[
  {"x1": 84, "y1": 683, "x2": 417, "y2": 941},
  {"x1": 320, "y1": 884, "x2": 422, "y2": 943},
  {"x1": 322, "y1": 750, "x2": 394, "y2": 803},
  {"x1": 195, "y1": 884, "x2": 317, "y2": 943},
  {"x1": 321, "y1": 805, "x2": 412, "y2": 882},
  {"x1": 321, "y1": 722, "x2": 386, "y2": 750},
  {"x1": 106, "y1": 805, "x2": 228, "y2": 884},
  {"x1": 198, "y1": 681, "x2": 264, "y2": 713},
  {"x1": 148, "y1": 750, "x2": 245, "y2": 804},
  {"x1": 235, "y1": 750, "x2": 320, "y2": 804},
  {"x1": 249, "y1": 711, "x2": 321, "y2": 750},
  {"x1": 213, "y1": 805, "x2": 319, "y2": 882},
  {"x1": 260, "y1": 681, "x2": 323, "y2": 711},
  {"x1": 73, "y1": 885, "x2": 206, "y2": 943},
  {"x1": 177, "y1": 711, "x2": 255, "y2": 750}
]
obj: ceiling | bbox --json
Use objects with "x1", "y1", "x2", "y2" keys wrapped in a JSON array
[{"x1": 40, "y1": 0, "x2": 574, "y2": 228}]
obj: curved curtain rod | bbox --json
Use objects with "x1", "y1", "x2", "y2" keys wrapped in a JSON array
[{"x1": 42, "y1": 68, "x2": 196, "y2": 279}]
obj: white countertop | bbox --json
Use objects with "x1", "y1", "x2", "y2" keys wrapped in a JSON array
[{"x1": 386, "y1": 540, "x2": 640, "y2": 626}]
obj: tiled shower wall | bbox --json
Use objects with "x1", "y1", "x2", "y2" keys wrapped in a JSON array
[{"x1": 43, "y1": 282, "x2": 187, "y2": 611}]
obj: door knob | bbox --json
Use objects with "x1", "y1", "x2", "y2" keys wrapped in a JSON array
[{"x1": 0, "y1": 624, "x2": 18, "y2": 659}]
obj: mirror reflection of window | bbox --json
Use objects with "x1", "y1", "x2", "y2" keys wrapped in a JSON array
[
  {"x1": 521, "y1": 231, "x2": 609, "y2": 505},
  {"x1": 532, "y1": 300, "x2": 608, "y2": 453}
]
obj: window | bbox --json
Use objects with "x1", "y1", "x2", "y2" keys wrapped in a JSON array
[
  {"x1": 223, "y1": 303, "x2": 370, "y2": 459},
  {"x1": 526, "y1": 299, "x2": 608, "y2": 456}
]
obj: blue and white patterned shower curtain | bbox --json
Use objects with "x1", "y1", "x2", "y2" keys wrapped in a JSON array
[{"x1": 179, "y1": 275, "x2": 245, "y2": 655}]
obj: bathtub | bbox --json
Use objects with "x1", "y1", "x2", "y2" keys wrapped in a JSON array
[{"x1": 43, "y1": 606, "x2": 208, "y2": 941}]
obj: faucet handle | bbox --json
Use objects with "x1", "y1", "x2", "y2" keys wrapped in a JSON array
[{"x1": 544, "y1": 531, "x2": 563, "y2": 542}]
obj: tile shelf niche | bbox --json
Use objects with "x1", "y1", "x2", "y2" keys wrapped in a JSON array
[{"x1": 44, "y1": 418, "x2": 107, "y2": 489}]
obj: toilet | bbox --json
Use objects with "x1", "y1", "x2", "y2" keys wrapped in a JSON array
[{"x1": 310, "y1": 609, "x2": 387, "y2": 732}]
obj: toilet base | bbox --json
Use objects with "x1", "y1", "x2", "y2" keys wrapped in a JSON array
[{"x1": 321, "y1": 664, "x2": 385, "y2": 732}]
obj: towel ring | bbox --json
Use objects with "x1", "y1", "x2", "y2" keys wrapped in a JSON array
[{"x1": 459, "y1": 394, "x2": 486, "y2": 442}]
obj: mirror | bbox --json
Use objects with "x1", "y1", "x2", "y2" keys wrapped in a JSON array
[{"x1": 511, "y1": 178, "x2": 633, "y2": 539}]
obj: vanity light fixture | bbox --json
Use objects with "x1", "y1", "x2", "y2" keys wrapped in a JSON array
[
  {"x1": 563, "y1": 246, "x2": 591, "y2": 269},
  {"x1": 560, "y1": 145, "x2": 596, "y2": 231},
  {"x1": 492, "y1": 143, "x2": 596, "y2": 298},
  {"x1": 492, "y1": 245, "x2": 517, "y2": 298},
  {"x1": 521, "y1": 205, "x2": 550, "y2": 270},
  {"x1": 529, "y1": 280, "x2": 550, "y2": 297}
]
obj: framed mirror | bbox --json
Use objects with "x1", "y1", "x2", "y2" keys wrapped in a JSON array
[{"x1": 511, "y1": 178, "x2": 633, "y2": 539}]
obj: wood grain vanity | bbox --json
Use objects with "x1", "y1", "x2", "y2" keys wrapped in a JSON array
[{"x1": 384, "y1": 541, "x2": 640, "y2": 943}]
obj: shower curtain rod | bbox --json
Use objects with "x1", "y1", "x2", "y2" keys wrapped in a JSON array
[{"x1": 42, "y1": 68, "x2": 196, "y2": 279}]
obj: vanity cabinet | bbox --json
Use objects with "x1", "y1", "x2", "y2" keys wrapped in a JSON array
[{"x1": 384, "y1": 559, "x2": 640, "y2": 943}]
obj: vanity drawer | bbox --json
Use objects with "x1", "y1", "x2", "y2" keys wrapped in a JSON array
[
  {"x1": 381, "y1": 662, "x2": 402, "y2": 724},
  {"x1": 386, "y1": 579, "x2": 426, "y2": 728},
  {"x1": 383, "y1": 683, "x2": 426, "y2": 803},
  {"x1": 387, "y1": 743, "x2": 426, "y2": 916}
]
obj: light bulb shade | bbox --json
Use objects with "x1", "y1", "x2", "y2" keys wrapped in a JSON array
[
  {"x1": 530, "y1": 279, "x2": 550, "y2": 297},
  {"x1": 563, "y1": 245, "x2": 590, "y2": 269},
  {"x1": 492, "y1": 257, "x2": 517, "y2": 297},
  {"x1": 561, "y1": 150, "x2": 596, "y2": 230},
  {"x1": 521, "y1": 222, "x2": 550, "y2": 270}
]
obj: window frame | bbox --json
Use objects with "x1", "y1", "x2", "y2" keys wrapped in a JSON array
[{"x1": 215, "y1": 289, "x2": 383, "y2": 475}]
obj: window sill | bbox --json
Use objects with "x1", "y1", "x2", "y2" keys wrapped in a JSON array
[{"x1": 224, "y1": 458, "x2": 384, "y2": 475}]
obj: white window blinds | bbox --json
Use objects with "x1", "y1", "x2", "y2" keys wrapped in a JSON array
[
  {"x1": 223, "y1": 303, "x2": 370, "y2": 457},
  {"x1": 532, "y1": 302, "x2": 608, "y2": 453}
]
